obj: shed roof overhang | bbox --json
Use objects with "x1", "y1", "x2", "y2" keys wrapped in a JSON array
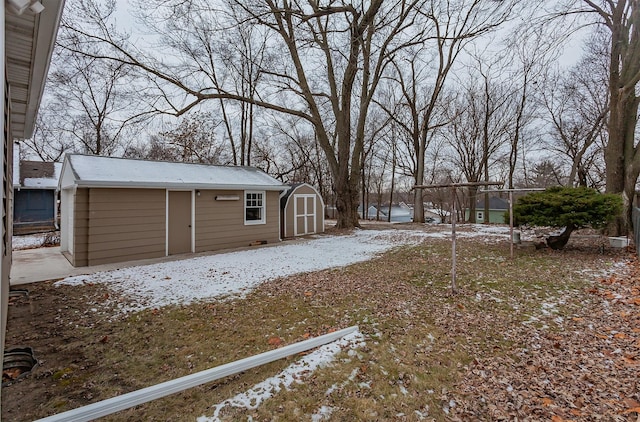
[
  {"x1": 5, "y1": 0, "x2": 65, "y2": 140},
  {"x1": 68, "y1": 181, "x2": 289, "y2": 191}
]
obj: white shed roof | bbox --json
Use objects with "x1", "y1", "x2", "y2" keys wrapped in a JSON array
[{"x1": 59, "y1": 155, "x2": 288, "y2": 191}]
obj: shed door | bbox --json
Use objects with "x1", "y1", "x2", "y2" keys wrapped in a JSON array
[
  {"x1": 168, "y1": 191, "x2": 192, "y2": 255},
  {"x1": 294, "y1": 194, "x2": 316, "y2": 236}
]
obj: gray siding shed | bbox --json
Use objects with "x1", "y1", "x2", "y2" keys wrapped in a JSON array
[
  {"x1": 280, "y1": 183, "x2": 325, "y2": 238},
  {"x1": 59, "y1": 155, "x2": 288, "y2": 267}
]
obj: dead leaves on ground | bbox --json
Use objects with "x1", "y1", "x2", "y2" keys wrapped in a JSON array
[{"x1": 449, "y1": 252, "x2": 640, "y2": 421}]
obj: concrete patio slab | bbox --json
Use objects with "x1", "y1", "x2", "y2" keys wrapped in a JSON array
[
  {"x1": 11, "y1": 246, "x2": 114, "y2": 285},
  {"x1": 9, "y1": 240, "x2": 303, "y2": 286}
]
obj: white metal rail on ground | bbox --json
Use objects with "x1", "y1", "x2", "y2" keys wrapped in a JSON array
[{"x1": 35, "y1": 326, "x2": 359, "y2": 422}]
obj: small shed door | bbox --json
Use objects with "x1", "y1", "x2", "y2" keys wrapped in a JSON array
[
  {"x1": 294, "y1": 194, "x2": 316, "y2": 236},
  {"x1": 168, "y1": 191, "x2": 192, "y2": 255}
]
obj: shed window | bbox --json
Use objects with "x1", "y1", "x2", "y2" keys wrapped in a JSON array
[
  {"x1": 477, "y1": 211, "x2": 484, "y2": 221},
  {"x1": 245, "y1": 191, "x2": 265, "y2": 224}
]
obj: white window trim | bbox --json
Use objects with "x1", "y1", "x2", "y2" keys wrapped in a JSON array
[{"x1": 244, "y1": 190, "x2": 266, "y2": 225}]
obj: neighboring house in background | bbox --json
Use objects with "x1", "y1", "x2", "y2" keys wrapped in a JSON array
[
  {"x1": 280, "y1": 183, "x2": 325, "y2": 238},
  {"x1": 359, "y1": 203, "x2": 413, "y2": 223},
  {"x1": 13, "y1": 160, "x2": 61, "y2": 234},
  {"x1": 423, "y1": 209, "x2": 443, "y2": 224},
  {"x1": 358, "y1": 204, "x2": 381, "y2": 220},
  {"x1": 465, "y1": 197, "x2": 509, "y2": 224},
  {"x1": 405, "y1": 202, "x2": 446, "y2": 223},
  {"x1": 59, "y1": 154, "x2": 289, "y2": 267}
]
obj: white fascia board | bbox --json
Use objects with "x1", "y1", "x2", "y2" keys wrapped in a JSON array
[
  {"x1": 74, "y1": 181, "x2": 289, "y2": 191},
  {"x1": 35, "y1": 326, "x2": 359, "y2": 422},
  {"x1": 23, "y1": 0, "x2": 66, "y2": 138},
  {"x1": 58, "y1": 158, "x2": 77, "y2": 190}
]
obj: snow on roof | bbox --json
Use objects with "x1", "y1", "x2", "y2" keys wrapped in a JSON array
[
  {"x1": 61, "y1": 154, "x2": 287, "y2": 191},
  {"x1": 280, "y1": 182, "x2": 324, "y2": 208}
]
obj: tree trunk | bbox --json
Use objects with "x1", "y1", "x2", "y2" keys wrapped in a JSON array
[
  {"x1": 414, "y1": 187, "x2": 425, "y2": 223},
  {"x1": 413, "y1": 131, "x2": 426, "y2": 223},
  {"x1": 388, "y1": 145, "x2": 396, "y2": 223},
  {"x1": 605, "y1": 87, "x2": 627, "y2": 234},
  {"x1": 546, "y1": 224, "x2": 575, "y2": 250},
  {"x1": 334, "y1": 179, "x2": 360, "y2": 229},
  {"x1": 603, "y1": 0, "x2": 639, "y2": 236},
  {"x1": 468, "y1": 186, "x2": 477, "y2": 223}
]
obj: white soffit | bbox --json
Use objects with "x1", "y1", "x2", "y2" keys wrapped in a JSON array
[{"x1": 5, "y1": 0, "x2": 65, "y2": 140}]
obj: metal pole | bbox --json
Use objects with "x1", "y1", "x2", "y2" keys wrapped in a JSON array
[
  {"x1": 509, "y1": 190, "x2": 514, "y2": 260},
  {"x1": 411, "y1": 181, "x2": 505, "y2": 293},
  {"x1": 451, "y1": 186, "x2": 457, "y2": 293}
]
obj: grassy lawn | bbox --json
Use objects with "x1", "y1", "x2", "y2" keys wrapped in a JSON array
[{"x1": 3, "y1": 229, "x2": 638, "y2": 421}]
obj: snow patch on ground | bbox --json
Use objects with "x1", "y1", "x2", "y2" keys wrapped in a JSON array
[
  {"x1": 465, "y1": 224, "x2": 511, "y2": 235},
  {"x1": 12, "y1": 234, "x2": 47, "y2": 250},
  {"x1": 55, "y1": 230, "x2": 436, "y2": 314},
  {"x1": 311, "y1": 405, "x2": 334, "y2": 421},
  {"x1": 197, "y1": 330, "x2": 365, "y2": 422}
]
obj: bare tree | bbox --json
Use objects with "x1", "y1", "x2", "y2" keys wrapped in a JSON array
[
  {"x1": 62, "y1": 0, "x2": 433, "y2": 228},
  {"x1": 503, "y1": 27, "x2": 558, "y2": 191},
  {"x1": 131, "y1": 112, "x2": 229, "y2": 164},
  {"x1": 443, "y1": 80, "x2": 512, "y2": 222},
  {"x1": 542, "y1": 36, "x2": 609, "y2": 188},
  {"x1": 575, "y1": 0, "x2": 640, "y2": 233},
  {"x1": 51, "y1": 1, "x2": 150, "y2": 156},
  {"x1": 373, "y1": 0, "x2": 519, "y2": 222},
  {"x1": 524, "y1": 159, "x2": 567, "y2": 188},
  {"x1": 374, "y1": 51, "x2": 450, "y2": 222},
  {"x1": 19, "y1": 112, "x2": 72, "y2": 162},
  {"x1": 462, "y1": 50, "x2": 513, "y2": 221}
]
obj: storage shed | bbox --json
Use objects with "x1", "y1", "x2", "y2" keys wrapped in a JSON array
[
  {"x1": 59, "y1": 154, "x2": 288, "y2": 267},
  {"x1": 280, "y1": 183, "x2": 325, "y2": 238}
]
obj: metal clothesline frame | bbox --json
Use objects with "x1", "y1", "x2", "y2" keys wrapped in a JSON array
[
  {"x1": 415, "y1": 181, "x2": 504, "y2": 293},
  {"x1": 478, "y1": 187, "x2": 546, "y2": 259}
]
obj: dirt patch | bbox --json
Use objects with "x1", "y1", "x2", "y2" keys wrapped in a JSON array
[{"x1": 1, "y1": 227, "x2": 637, "y2": 421}]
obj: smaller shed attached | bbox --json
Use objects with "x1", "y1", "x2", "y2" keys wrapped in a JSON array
[
  {"x1": 59, "y1": 154, "x2": 288, "y2": 267},
  {"x1": 13, "y1": 160, "x2": 62, "y2": 234},
  {"x1": 280, "y1": 183, "x2": 325, "y2": 238}
]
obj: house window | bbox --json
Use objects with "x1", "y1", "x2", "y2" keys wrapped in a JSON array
[
  {"x1": 477, "y1": 211, "x2": 484, "y2": 221},
  {"x1": 245, "y1": 191, "x2": 265, "y2": 224}
]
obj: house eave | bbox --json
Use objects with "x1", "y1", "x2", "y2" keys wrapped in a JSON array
[
  {"x1": 5, "y1": 0, "x2": 66, "y2": 140},
  {"x1": 68, "y1": 181, "x2": 289, "y2": 191}
]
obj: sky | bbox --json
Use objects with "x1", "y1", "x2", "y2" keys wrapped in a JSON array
[{"x1": 108, "y1": 0, "x2": 588, "y2": 68}]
